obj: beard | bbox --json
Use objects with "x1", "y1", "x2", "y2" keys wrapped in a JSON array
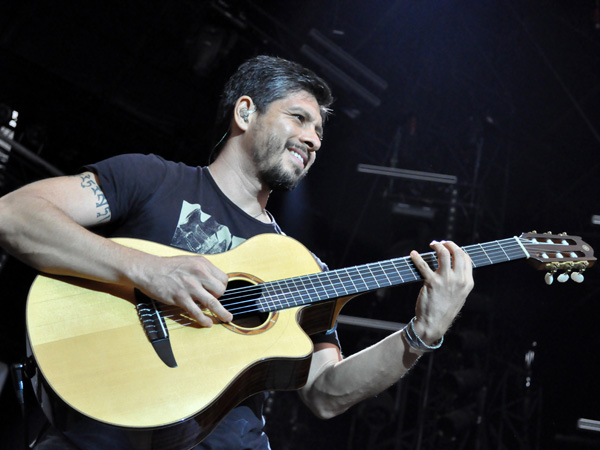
[{"x1": 253, "y1": 134, "x2": 307, "y2": 191}]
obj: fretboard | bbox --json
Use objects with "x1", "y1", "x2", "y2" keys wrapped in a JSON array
[{"x1": 251, "y1": 237, "x2": 528, "y2": 313}]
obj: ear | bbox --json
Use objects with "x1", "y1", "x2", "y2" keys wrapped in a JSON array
[{"x1": 233, "y1": 96, "x2": 256, "y2": 131}]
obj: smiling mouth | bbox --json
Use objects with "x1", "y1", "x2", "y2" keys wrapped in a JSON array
[{"x1": 288, "y1": 148, "x2": 307, "y2": 167}]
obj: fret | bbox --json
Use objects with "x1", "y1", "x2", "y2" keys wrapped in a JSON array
[
  {"x1": 397, "y1": 257, "x2": 422, "y2": 282},
  {"x1": 382, "y1": 260, "x2": 403, "y2": 285},
  {"x1": 390, "y1": 259, "x2": 407, "y2": 284},
  {"x1": 280, "y1": 278, "x2": 298, "y2": 308},
  {"x1": 320, "y1": 270, "x2": 347, "y2": 298},
  {"x1": 259, "y1": 279, "x2": 283, "y2": 312},
  {"x1": 289, "y1": 276, "x2": 306, "y2": 307},
  {"x1": 483, "y1": 242, "x2": 506, "y2": 263},
  {"x1": 346, "y1": 266, "x2": 369, "y2": 294},
  {"x1": 463, "y1": 238, "x2": 527, "y2": 268},
  {"x1": 496, "y1": 240, "x2": 510, "y2": 261},
  {"x1": 336, "y1": 270, "x2": 354, "y2": 297},
  {"x1": 336, "y1": 268, "x2": 355, "y2": 296},
  {"x1": 366, "y1": 262, "x2": 388, "y2": 289},
  {"x1": 303, "y1": 273, "x2": 322, "y2": 302},
  {"x1": 305, "y1": 272, "x2": 328, "y2": 301},
  {"x1": 474, "y1": 243, "x2": 493, "y2": 266},
  {"x1": 253, "y1": 285, "x2": 264, "y2": 313}
]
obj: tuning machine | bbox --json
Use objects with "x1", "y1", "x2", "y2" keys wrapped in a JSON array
[
  {"x1": 544, "y1": 263, "x2": 557, "y2": 285},
  {"x1": 544, "y1": 261, "x2": 588, "y2": 285}
]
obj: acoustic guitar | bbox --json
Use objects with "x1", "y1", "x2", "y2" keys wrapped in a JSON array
[{"x1": 25, "y1": 232, "x2": 595, "y2": 449}]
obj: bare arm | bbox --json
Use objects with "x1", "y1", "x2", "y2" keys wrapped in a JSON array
[
  {"x1": 299, "y1": 240, "x2": 474, "y2": 419},
  {"x1": 0, "y1": 172, "x2": 232, "y2": 326}
]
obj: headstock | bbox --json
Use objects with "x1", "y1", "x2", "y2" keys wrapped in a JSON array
[{"x1": 520, "y1": 231, "x2": 596, "y2": 285}]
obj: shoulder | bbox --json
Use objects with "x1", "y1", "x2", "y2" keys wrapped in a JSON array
[{"x1": 86, "y1": 153, "x2": 193, "y2": 172}]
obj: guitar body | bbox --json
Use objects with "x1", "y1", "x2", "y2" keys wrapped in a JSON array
[{"x1": 26, "y1": 234, "x2": 336, "y2": 450}]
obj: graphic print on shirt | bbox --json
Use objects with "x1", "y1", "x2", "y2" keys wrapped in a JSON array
[{"x1": 171, "y1": 200, "x2": 246, "y2": 254}]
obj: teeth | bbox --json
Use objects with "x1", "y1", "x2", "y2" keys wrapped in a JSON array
[{"x1": 290, "y1": 150, "x2": 304, "y2": 164}]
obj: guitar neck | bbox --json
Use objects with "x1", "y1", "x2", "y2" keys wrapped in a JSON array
[{"x1": 248, "y1": 236, "x2": 528, "y2": 314}]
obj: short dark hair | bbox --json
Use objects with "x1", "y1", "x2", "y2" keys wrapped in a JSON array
[{"x1": 211, "y1": 55, "x2": 333, "y2": 156}]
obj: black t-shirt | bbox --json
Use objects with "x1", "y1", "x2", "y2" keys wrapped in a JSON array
[
  {"x1": 88, "y1": 153, "x2": 285, "y2": 247},
  {"x1": 86, "y1": 153, "x2": 339, "y2": 449}
]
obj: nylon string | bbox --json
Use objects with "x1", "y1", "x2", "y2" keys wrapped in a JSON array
[{"x1": 160, "y1": 237, "x2": 539, "y2": 328}]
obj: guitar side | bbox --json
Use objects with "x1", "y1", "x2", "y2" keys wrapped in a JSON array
[{"x1": 26, "y1": 234, "x2": 327, "y2": 448}]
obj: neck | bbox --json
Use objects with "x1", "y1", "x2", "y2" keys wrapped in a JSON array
[{"x1": 208, "y1": 146, "x2": 271, "y2": 220}]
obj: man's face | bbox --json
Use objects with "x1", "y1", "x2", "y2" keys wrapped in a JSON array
[{"x1": 249, "y1": 91, "x2": 323, "y2": 191}]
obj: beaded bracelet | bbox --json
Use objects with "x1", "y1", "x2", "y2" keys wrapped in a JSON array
[{"x1": 401, "y1": 317, "x2": 444, "y2": 352}]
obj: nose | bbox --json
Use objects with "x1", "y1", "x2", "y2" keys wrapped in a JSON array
[{"x1": 301, "y1": 128, "x2": 321, "y2": 152}]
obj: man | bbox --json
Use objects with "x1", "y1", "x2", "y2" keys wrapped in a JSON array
[{"x1": 0, "y1": 55, "x2": 473, "y2": 449}]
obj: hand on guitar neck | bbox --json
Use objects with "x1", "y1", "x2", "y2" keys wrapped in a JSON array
[{"x1": 409, "y1": 239, "x2": 474, "y2": 346}]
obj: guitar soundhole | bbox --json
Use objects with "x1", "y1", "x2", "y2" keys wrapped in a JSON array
[{"x1": 225, "y1": 279, "x2": 270, "y2": 329}]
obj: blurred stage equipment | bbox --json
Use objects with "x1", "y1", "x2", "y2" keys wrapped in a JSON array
[
  {"x1": 301, "y1": 28, "x2": 387, "y2": 116},
  {"x1": 0, "y1": 121, "x2": 63, "y2": 178},
  {"x1": 578, "y1": 418, "x2": 600, "y2": 432},
  {"x1": 337, "y1": 314, "x2": 405, "y2": 332},
  {"x1": 0, "y1": 103, "x2": 18, "y2": 188},
  {"x1": 0, "y1": 361, "x2": 7, "y2": 396},
  {"x1": 358, "y1": 162, "x2": 459, "y2": 240},
  {"x1": 186, "y1": 25, "x2": 238, "y2": 77},
  {"x1": 357, "y1": 164, "x2": 457, "y2": 185},
  {"x1": 210, "y1": 2, "x2": 387, "y2": 118}
]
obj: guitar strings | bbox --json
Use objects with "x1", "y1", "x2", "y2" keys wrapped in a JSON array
[
  {"x1": 160, "y1": 238, "x2": 542, "y2": 328},
  {"x1": 164, "y1": 239, "x2": 531, "y2": 324},
  {"x1": 167, "y1": 239, "x2": 529, "y2": 322}
]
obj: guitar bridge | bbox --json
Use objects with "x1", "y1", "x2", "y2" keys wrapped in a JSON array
[{"x1": 135, "y1": 289, "x2": 178, "y2": 368}]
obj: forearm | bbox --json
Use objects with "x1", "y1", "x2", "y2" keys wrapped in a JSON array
[
  {"x1": 301, "y1": 241, "x2": 473, "y2": 419},
  {"x1": 0, "y1": 180, "x2": 232, "y2": 326},
  {"x1": 0, "y1": 191, "x2": 147, "y2": 286},
  {"x1": 300, "y1": 329, "x2": 423, "y2": 419}
]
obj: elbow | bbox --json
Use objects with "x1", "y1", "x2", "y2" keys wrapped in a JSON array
[
  {"x1": 307, "y1": 400, "x2": 347, "y2": 421},
  {"x1": 311, "y1": 398, "x2": 344, "y2": 420},
  {"x1": 300, "y1": 387, "x2": 351, "y2": 420},
  {"x1": 315, "y1": 406, "x2": 346, "y2": 421}
]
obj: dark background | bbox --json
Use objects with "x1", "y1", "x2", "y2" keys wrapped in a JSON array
[{"x1": 0, "y1": 0, "x2": 599, "y2": 449}]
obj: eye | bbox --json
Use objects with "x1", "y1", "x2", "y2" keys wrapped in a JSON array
[{"x1": 293, "y1": 114, "x2": 305, "y2": 122}]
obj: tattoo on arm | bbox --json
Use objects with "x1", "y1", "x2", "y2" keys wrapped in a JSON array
[{"x1": 78, "y1": 173, "x2": 111, "y2": 224}]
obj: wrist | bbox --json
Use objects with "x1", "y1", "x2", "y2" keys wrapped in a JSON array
[
  {"x1": 411, "y1": 317, "x2": 444, "y2": 345},
  {"x1": 117, "y1": 244, "x2": 157, "y2": 289},
  {"x1": 402, "y1": 317, "x2": 444, "y2": 353}
]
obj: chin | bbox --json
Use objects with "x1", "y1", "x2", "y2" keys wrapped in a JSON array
[
  {"x1": 269, "y1": 179, "x2": 298, "y2": 192},
  {"x1": 261, "y1": 165, "x2": 306, "y2": 192}
]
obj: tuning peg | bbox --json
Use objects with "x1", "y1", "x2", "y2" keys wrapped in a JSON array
[
  {"x1": 544, "y1": 272, "x2": 554, "y2": 285},
  {"x1": 557, "y1": 273, "x2": 569, "y2": 283},
  {"x1": 571, "y1": 272, "x2": 584, "y2": 283}
]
